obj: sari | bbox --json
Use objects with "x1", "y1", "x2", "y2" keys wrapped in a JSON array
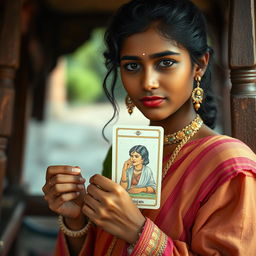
[{"x1": 55, "y1": 135, "x2": 256, "y2": 255}]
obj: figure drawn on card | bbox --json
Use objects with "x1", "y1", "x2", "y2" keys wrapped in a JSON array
[{"x1": 120, "y1": 145, "x2": 156, "y2": 195}]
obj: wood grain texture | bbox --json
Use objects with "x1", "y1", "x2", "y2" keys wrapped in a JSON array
[
  {"x1": 229, "y1": 0, "x2": 256, "y2": 151},
  {"x1": 231, "y1": 97, "x2": 256, "y2": 152},
  {"x1": 0, "y1": 0, "x2": 22, "y2": 243},
  {"x1": 229, "y1": 0, "x2": 256, "y2": 67},
  {"x1": 0, "y1": 0, "x2": 22, "y2": 68},
  {"x1": 0, "y1": 69, "x2": 15, "y2": 137},
  {"x1": 230, "y1": 68, "x2": 256, "y2": 95}
]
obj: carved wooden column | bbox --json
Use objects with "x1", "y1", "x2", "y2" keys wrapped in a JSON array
[
  {"x1": 229, "y1": 0, "x2": 256, "y2": 152},
  {"x1": 0, "y1": 0, "x2": 21, "y2": 201},
  {"x1": 0, "y1": 0, "x2": 22, "y2": 254}
]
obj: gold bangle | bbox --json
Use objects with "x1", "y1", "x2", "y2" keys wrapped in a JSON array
[
  {"x1": 121, "y1": 179, "x2": 127, "y2": 183},
  {"x1": 58, "y1": 215, "x2": 91, "y2": 238}
]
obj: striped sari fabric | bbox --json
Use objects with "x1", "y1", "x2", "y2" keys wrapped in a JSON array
[{"x1": 55, "y1": 135, "x2": 256, "y2": 255}]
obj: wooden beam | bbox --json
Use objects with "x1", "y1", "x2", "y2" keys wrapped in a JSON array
[
  {"x1": 45, "y1": 0, "x2": 130, "y2": 13},
  {"x1": 229, "y1": 0, "x2": 256, "y2": 152}
]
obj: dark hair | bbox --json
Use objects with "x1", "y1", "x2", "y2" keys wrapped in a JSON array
[
  {"x1": 103, "y1": 0, "x2": 217, "y2": 139},
  {"x1": 129, "y1": 145, "x2": 149, "y2": 165}
]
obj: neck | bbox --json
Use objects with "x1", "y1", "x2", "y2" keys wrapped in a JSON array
[
  {"x1": 150, "y1": 101, "x2": 197, "y2": 135},
  {"x1": 134, "y1": 164, "x2": 143, "y2": 171}
]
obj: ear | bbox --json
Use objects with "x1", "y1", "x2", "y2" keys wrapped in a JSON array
[{"x1": 193, "y1": 52, "x2": 210, "y2": 78}]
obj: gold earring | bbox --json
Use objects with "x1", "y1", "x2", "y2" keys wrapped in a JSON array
[
  {"x1": 191, "y1": 76, "x2": 203, "y2": 111},
  {"x1": 125, "y1": 95, "x2": 135, "y2": 115}
]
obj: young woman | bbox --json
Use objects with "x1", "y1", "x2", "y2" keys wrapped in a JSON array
[{"x1": 42, "y1": 0, "x2": 256, "y2": 255}]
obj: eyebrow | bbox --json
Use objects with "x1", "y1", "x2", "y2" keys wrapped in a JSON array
[{"x1": 120, "y1": 50, "x2": 180, "y2": 61}]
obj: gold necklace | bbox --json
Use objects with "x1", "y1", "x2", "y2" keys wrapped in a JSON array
[
  {"x1": 133, "y1": 169, "x2": 142, "y2": 175},
  {"x1": 164, "y1": 115, "x2": 202, "y2": 145},
  {"x1": 106, "y1": 116, "x2": 203, "y2": 255},
  {"x1": 162, "y1": 117, "x2": 203, "y2": 178}
]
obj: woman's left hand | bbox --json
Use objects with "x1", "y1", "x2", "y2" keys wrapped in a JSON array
[{"x1": 82, "y1": 174, "x2": 145, "y2": 244}]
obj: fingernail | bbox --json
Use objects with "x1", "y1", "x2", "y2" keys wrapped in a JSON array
[{"x1": 72, "y1": 167, "x2": 81, "y2": 173}]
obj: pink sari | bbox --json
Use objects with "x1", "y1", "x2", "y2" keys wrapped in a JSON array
[{"x1": 55, "y1": 135, "x2": 256, "y2": 255}]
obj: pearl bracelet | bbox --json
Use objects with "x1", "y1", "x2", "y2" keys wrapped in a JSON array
[{"x1": 58, "y1": 215, "x2": 91, "y2": 238}]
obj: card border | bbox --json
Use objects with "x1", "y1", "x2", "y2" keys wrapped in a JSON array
[{"x1": 112, "y1": 125, "x2": 163, "y2": 209}]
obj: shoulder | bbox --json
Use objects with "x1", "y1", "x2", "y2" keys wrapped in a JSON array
[
  {"x1": 189, "y1": 136, "x2": 256, "y2": 204},
  {"x1": 183, "y1": 135, "x2": 256, "y2": 178},
  {"x1": 143, "y1": 165, "x2": 152, "y2": 173},
  {"x1": 191, "y1": 135, "x2": 256, "y2": 161}
]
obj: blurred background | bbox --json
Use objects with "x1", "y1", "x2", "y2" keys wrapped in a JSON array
[{"x1": 0, "y1": 0, "x2": 255, "y2": 255}]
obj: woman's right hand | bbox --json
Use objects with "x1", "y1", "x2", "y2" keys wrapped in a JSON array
[
  {"x1": 42, "y1": 165, "x2": 86, "y2": 219},
  {"x1": 122, "y1": 159, "x2": 132, "y2": 172}
]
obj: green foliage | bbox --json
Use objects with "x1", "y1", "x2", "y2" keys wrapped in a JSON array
[{"x1": 66, "y1": 28, "x2": 107, "y2": 104}]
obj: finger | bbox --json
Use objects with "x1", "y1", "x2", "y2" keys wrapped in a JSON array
[
  {"x1": 46, "y1": 165, "x2": 82, "y2": 181},
  {"x1": 84, "y1": 193, "x2": 101, "y2": 211},
  {"x1": 89, "y1": 174, "x2": 118, "y2": 192},
  {"x1": 50, "y1": 174, "x2": 85, "y2": 185},
  {"x1": 87, "y1": 183, "x2": 107, "y2": 201},
  {"x1": 43, "y1": 176, "x2": 85, "y2": 198},
  {"x1": 50, "y1": 183, "x2": 85, "y2": 196},
  {"x1": 82, "y1": 204, "x2": 96, "y2": 220}
]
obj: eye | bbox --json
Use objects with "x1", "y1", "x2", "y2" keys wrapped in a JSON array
[
  {"x1": 158, "y1": 59, "x2": 176, "y2": 68},
  {"x1": 124, "y1": 63, "x2": 141, "y2": 71}
]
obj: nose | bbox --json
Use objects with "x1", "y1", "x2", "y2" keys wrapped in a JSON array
[{"x1": 141, "y1": 68, "x2": 159, "y2": 91}]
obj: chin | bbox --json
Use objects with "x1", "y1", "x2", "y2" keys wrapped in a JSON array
[{"x1": 140, "y1": 109, "x2": 171, "y2": 121}]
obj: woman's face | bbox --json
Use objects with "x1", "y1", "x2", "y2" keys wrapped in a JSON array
[
  {"x1": 130, "y1": 151, "x2": 144, "y2": 166},
  {"x1": 120, "y1": 27, "x2": 197, "y2": 121}
]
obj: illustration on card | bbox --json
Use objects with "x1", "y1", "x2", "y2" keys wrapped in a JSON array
[{"x1": 120, "y1": 145, "x2": 156, "y2": 198}]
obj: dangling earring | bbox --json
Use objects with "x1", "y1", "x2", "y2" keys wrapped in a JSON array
[
  {"x1": 191, "y1": 75, "x2": 204, "y2": 111},
  {"x1": 125, "y1": 95, "x2": 135, "y2": 115}
]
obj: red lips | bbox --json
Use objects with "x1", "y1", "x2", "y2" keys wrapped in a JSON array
[{"x1": 140, "y1": 96, "x2": 165, "y2": 107}]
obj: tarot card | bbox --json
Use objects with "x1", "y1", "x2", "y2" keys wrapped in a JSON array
[{"x1": 112, "y1": 125, "x2": 163, "y2": 209}]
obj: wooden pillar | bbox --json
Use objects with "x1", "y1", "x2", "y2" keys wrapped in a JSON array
[
  {"x1": 229, "y1": 0, "x2": 256, "y2": 152},
  {"x1": 6, "y1": 36, "x2": 33, "y2": 188},
  {"x1": 0, "y1": 0, "x2": 21, "y2": 199},
  {"x1": 0, "y1": 0, "x2": 21, "y2": 254}
]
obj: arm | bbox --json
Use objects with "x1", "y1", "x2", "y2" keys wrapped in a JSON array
[
  {"x1": 120, "y1": 159, "x2": 132, "y2": 190},
  {"x1": 128, "y1": 186, "x2": 155, "y2": 194},
  {"x1": 130, "y1": 173, "x2": 256, "y2": 255}
]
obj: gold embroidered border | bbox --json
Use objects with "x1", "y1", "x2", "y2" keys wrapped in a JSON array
[
  {"x1": 144, "y1": 226, "x2": 167, "y2": 255},
  {"x1": 132, "y1": 218, "x2": 168, "y2": 255}
]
